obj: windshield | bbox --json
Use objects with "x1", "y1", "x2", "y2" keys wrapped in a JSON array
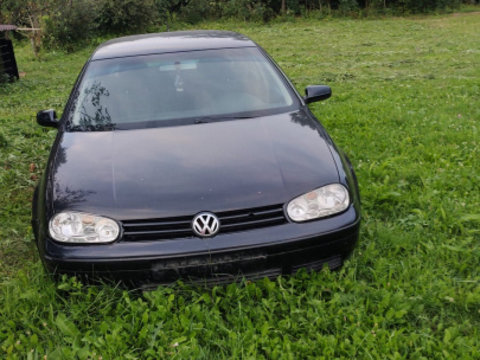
[{"x1": 66, "y1": 47, "x2": 297, "y2": 130}]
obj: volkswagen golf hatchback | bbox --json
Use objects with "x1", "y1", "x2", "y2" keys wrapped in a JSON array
[{"x1": 32, "y1": 31, "x2": 360, "y2": 285}]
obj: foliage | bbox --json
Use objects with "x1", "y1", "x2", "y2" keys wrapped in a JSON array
[
  {"x1": 1, "y1": 13, "x2": 480, "y2": 358},
  {"x1": 42, "y1": 0, "x2": 98, "y2": 51},
  {"x1": 96, "y1": 0, "x2": 158, "y2": 34},
  {"x1": 0, "y1": 0, "x2": 53, "y2": 56},
  {"x1": 178, "y1": 0, "x2": 214, "y2": 24},
  {"x1": 178, "y1": 0, "x2": 275, "y2": 23},
  {"x1": 337, "y1": 0, "x2": 360, "y2": 14},
  {"x1": 221, "y1": 0, "x2": 275, "y2": 21},
  {"x1": 155, "y1": 0, "x2": 193, "y2": 28},
  {"x1": 175, "y1": 0, "x2": 470, "y2": 21},
  {"x1": 0, "y1": 0, "x2": 52, "y2": 27},
  {"x1": 1, "y1": 0, "x2": 479, "y2": 52}
]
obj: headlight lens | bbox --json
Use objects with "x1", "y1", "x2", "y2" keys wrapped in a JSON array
[
  {"x1": 49, "y1": 212, "x2": 120, "y2": 243},
  {"x1": 287, "y1": 184, "x2": 350, "y2": 222}
]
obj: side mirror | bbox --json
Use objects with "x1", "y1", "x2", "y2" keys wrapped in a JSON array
[
  {"x1": 37, "y1": 109, "x2": 59, "y2": 128},
  {"x1": 304, "y1": 85, "x2": 332, "y2": 104}
]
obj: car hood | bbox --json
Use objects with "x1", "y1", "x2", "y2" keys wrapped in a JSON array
[{"x1": 50, "y1": 111, "x2": 339, "y2": 220}]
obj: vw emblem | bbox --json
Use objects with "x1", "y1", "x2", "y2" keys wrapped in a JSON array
[{"x1": 192, "y1": 212, "x2": 220, "y2": 237}]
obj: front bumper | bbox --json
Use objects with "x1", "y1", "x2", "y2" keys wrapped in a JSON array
[{"x1": 42, "y1": 207, "x2": 360, "y2": 285}]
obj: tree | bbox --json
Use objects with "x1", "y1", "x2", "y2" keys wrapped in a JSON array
[{"x1": 0, "y1": 0, "x2": 53, "y2": 56}]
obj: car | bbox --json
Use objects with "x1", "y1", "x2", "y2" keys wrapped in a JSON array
[{"x1": 32, "y1": 30, "x2": 361, "y2": 286}]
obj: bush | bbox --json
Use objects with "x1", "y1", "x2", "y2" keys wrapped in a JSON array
[
  {"x1": 334, "y1": 0, "x2": 359, "y2": 14},
  {"x1": 96, "y1": 0, "x2": 158, "y2": 34},
  {"x1": 221, "y1": 0, "x2": 275, "y2": 22},
  {"x1": 365, "y1": 0, "x2": 462, "y2": 14},
  {"x1": 1, "y1": 0, "x2": 473, "y2": 53},
  {"x1": 42, "y1": 0, "x2": 98, "y2": 51},
  {"x1": 178, "y1": 0, "x2": 217, "y2": 23}
]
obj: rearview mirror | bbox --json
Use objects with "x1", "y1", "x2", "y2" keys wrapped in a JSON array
[
  {"x1": 304, "y1": 85, "x2": 332, "y2": 104},
  {"x1": 37, "y1": 109, "x2": 59, "y2": 128}
]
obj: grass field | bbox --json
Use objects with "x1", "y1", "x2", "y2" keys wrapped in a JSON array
[{"x1": 1, "y1": 12, "x2": 479, "y2": 359}]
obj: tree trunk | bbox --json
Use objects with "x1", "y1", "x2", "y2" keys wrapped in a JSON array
[
  {"x1": 281, "y1": 0, "x2": 286, "y2": 14},
  {"x1": 29, "y1": 16, "x2": 41, "y2": 58}
]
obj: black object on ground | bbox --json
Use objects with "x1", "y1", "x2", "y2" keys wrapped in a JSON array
[{"x1": 0, "y1": 38, "x2": 19, "y2": 81}]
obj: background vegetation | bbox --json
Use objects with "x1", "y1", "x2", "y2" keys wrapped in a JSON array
[
  {"x1": 0, "y1": 9, "x2": 479, "y2": 360},
  {"x1": 1, "y1": 0, "x2": 479, "y2": 50}
]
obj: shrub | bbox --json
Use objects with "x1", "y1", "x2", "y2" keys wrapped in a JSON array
[
  {"x1": 337, "y1": 0, "x2": 360, "y2": 14},
  {"x1": 96, "y1": 0, "x2": 158, "y2": 34},
  {"x1": 42, "y1": 0, "x2": 97, "y2": 51},
  {"x1": 178, "y1": 0, "x2": 217, "y2": 24},
  {"x1": 221, "y1": 0, "x2": 275, "y2": 22}
]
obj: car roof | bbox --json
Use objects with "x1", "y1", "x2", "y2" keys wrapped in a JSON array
[{"x1": 91, "y1": 30, "x2": 257, "y2": 61}]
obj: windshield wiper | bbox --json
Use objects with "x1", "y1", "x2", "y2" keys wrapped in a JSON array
[
  {"x1": 67, "y1": 123, "x2": 117, "y2": 132},
  {"x1": 222, "y1": 115, "x2": 256, "y2": 119},
  {"x1": 194, "y1": 118, "x2": 211, "y2": 124},
  {"x1": 192, "y1": 114, "x2": 256, "y2": 124}
]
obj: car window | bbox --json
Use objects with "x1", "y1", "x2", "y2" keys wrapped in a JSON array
[{"x1": 67, "y1": 47, "x2": 297, "y2": 130}]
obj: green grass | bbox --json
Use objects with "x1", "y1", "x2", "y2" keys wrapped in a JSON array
[{"x1": 1, "y1": 12, "x2": 479, "y2": 359}]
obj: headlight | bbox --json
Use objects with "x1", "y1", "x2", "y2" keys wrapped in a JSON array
[
  {"x1": 49, "y1": 212, "x2": 120, "y2": 243},
  {"x1": 287, "y1": 184, "x2": 350, "y2": 222}
]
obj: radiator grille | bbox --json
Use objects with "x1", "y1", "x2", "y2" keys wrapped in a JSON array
[{"x1": 121, "y1": 204, "x2": 286, "y2": 241}]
